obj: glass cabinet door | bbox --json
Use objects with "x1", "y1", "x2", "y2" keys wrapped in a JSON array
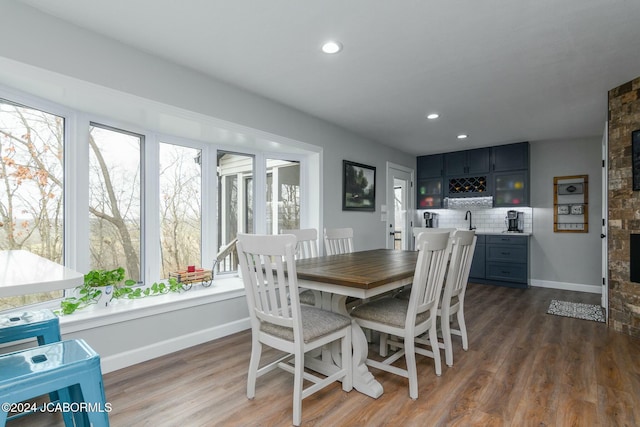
[
  {"x1": 493, "y1": 171, "x2": 528, "y2": 207},
  {"x1": 417, "y1": 177, "x2": 443, "y2": 208}
]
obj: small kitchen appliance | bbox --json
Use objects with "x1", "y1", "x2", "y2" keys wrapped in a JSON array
[
  {"x1": 423, "y1": 211, "x2": 438, "y2": 228},
  {"x1": 506, "y1": 210, "x2": 524, "y2": 232}
]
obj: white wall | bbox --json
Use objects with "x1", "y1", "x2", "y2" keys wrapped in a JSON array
[
  {"x1": 0, "y1": 2, "x2": 414, "y2": 368},
  {"x1": 529, "y1": 137, "x2": 602, "y2": 291}
]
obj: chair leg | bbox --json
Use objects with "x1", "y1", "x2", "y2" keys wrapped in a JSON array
[
  {"x1": 457, "y1": 308, "x2": 469, "y2": 351},
  {"x1": 379, "y1": 333, "x2": 388, "y2": 357},
  {"x1": 441, "y1": 313, "x2": 454, "y2": 367},
  {"x1": 72, "y1": 379, "x2": 110, "y2": 427},
  {"x1": 404, "y1": 338, "x2": 418, "y2": 400},
  {"x1": 428, "y1": 325, "x2": 442, "y2": 376},
  {"x1": 292, "y1": 351, "x2": 304, "y2": 427},
  {"x1": 247, "y1": 338, "x2": 262, "y2": 399},
  {"x1": 38, "y1": 388, "x2": 74, "y2": 427},
  {"x1": 61, "y1": 385, "x2": 89, "y2": 427}
]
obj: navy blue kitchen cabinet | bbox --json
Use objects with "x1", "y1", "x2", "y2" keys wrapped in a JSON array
[
  {"x1": 444, "y1": 147, "x2": 491, "y2": 176},
  {"x1": 416, "y1": 142, "x2": 530, "y2": 206},
  {"x1": 469, "y1": 234, "x2": 529, "y2": 289},
  {"x1": 492, "y1": 142, "x2": 529, "y2": 207},
  {"x1": 492, "y1": 142, "x2": 529, "y2": 172},
  {"x1": 417, "y1": 154, "x2": 444, "y2": 208},
  {"x1": 468, "y1": 234, "x2": 486, "y2": 280},
  {"x1": 417, "y1": 154, "x2": 443, "y2": 178}
]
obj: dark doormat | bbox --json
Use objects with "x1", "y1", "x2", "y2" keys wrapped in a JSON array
[{"x1": 547, "y1": 299, "x2": 605, "y2": 323}]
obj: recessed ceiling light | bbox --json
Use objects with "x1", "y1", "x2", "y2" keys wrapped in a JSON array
[
  {"x1": 321, "y1": 41, "x2": 342, "y2": 54},
  {"x1": 426, "y1": 113, "x2": 440, "y2": 120},
  {"x1": 457, "y1": 134, "x2": 468, "y2": 139}
]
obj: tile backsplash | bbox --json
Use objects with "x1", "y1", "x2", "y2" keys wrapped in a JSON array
[{"x1": 418, "y1": 207, "x2": 533, "y2": 234}]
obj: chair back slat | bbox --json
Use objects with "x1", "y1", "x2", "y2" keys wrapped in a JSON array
[
  {"x1": 408, "y1": 231, "x2": 451, "y2": 328},
  {"x1": 237, "y1": 234, "x2": 300, "y2": 333},
  {"x1": 444, "y1": 230, "x2": 477, "y2": 300},
  {"x1": 324, "y1": 227, "x2": 354, "y2": 255},
  {"x1": 281, "y1": 228, "x2": 319, "y2": 259}
]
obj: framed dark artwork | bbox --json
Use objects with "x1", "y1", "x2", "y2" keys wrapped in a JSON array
[
  {"x1": 342, "y1": 160, "x2": 376, "y2": 211},
  {"x1": 633, "y1": 129, "x2": 640, "y2": 191}
]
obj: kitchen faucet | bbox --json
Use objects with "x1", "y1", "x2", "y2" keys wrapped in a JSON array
[{"x1": 465, "y1": 210, "x2": 476, "y2": 230}]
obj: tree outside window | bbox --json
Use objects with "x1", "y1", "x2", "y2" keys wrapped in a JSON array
[
  {"x1": 0, "y1": 100, "x2": 64, "y2": 310},
  {"x1": 89, "y1": 124, "x2": 142, "y2": 282},
  {"x1": 159, "y1": 142, "x2": 202, "y2": 278}
]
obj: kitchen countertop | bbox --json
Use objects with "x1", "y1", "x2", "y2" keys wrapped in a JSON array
[{"x1": 473, "y1": 230, "x2": 532, "y2": 236}]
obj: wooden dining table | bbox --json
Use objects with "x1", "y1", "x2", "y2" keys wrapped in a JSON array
[{"x1": 296, "y1": 248, "x2": 418, "y2": 398}]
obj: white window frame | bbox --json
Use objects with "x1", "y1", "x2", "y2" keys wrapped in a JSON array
[{"x1": 0, "y1": 83, "x2": 317, "y2": 323}]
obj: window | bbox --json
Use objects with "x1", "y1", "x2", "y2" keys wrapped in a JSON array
[
  {"x1": 266, "y1": 159, "x2": 300, "y2": 234},
  {"x1": 0, "y1": 88, "x2": 314, "y2": 313},
  {"x1": 159, "y1": 142, "x2": 202, "y2": 278},
  {"x1": 217, "y1": 152, "x2": 254, "y2": 273},
  {"x1": 89, "y1": 124, "x2": 142, "y2": 282},
  {"x1": 0, "y1": 99, "x2": 65, "y2": 310}
]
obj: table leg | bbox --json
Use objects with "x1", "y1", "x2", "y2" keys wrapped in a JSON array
[
  {"x1": 330, "y1": 295, "x2": 383, "y2": 399},
  {"x1": 302, "y1": 290, "x2": 384, "y2": 398}
]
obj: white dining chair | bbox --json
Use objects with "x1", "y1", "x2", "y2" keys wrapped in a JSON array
[
  {"x1": 324, "y1": 227, "x2": 354, "y2": 255},
  {"x1": 436, "y1": 229, "x2": 477, "y2": 367},
  {"x1": 282, "y1": 228, "x2": 319, "y2": 260},
  {"x1": 281, "y1": 228, "x2": 321, "y2": 307},
  {"x1": 412, "y1": 227, "x2": 457, "y2": 250},
  {"x1": 236, "y1": 233, "x2": 352, "y2": 427},
  {"x1": 350, "y1": 231, "x2": 451, "y2": 399},
  {"x1": 388, "y1": 227, "x2": 458, "y2": 302}
]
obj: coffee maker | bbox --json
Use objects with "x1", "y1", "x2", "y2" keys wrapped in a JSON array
[
  {"x1": 506, "y1": 210, "x2": 524, "y2": 232},
  {"x1": 423, "y1": 211, "x2": 438, "y2": 228}
]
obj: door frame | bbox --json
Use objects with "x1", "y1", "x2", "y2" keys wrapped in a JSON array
[
  {"x1": 386, "y1": 162, "x2": 414, "y2": 250},
  {"x1": 602, "y1": 122, "x2": 609, "y2": 319}
]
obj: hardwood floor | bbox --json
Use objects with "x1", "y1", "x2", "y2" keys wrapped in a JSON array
[{"x1": 9, "y1": 284, "x2": 640, "y2": 426}]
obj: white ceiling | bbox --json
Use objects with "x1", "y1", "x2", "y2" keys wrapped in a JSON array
[{"x1": 18, "y1": 0, "x2": 640, "y2": 155}]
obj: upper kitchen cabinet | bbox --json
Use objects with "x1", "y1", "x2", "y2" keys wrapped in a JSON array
[
  {"x1": 444, "y1": 147, "x2": 491, "y2": 176},
  {"x1": 492, "y1": 142, "x2": 530, "y2": 207},
  {"x1": 416, "y1": 154, "x2": 444, "y2": 208},
  {"x1": 417, "y1": 154, "x2": 443, "y2": 178},
  {"x1": 492, "y1": 142, "x2": 529, "y2": 172},
  {"x1": 416, "y1": 142, "x2": 530, "y2": 205},
  {"x1": 493, "y1": 170, "x2": 528, "y2": 206}
]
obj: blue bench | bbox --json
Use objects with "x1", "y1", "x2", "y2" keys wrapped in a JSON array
[
  {"x1": 0, "y1": 309, "x2": 61, "y2": 345},
  {"x1": 0, "y1": 339, "x2": 109, "y2": 427},
  {"x1": 0, "y1": 309, "x2": 75, "y2": 425}
]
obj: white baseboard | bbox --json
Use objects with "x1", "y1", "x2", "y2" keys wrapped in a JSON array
[
  {"x1": 530, "y1": 279, "x2": 601, "y2": 294},
  {"x1": 100, "y1": 318, "x2": 251, "y2": 374}
]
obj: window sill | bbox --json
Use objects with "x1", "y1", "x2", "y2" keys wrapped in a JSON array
[{"x1": 59, "y1": 276, "x2": 245, "y2": 334}]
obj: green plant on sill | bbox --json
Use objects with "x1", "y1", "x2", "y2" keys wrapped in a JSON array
[{"x1": 58, "y1": 267, "x2": 182, "y2": 315}]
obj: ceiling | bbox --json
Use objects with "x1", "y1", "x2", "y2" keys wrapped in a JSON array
[{"x1": 17, "y1": 0, "x2": 640, "y2": 155}]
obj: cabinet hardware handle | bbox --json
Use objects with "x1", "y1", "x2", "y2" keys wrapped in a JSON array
[{"x1": 501, "y1": 252, "x2": 510, "y2": 255}]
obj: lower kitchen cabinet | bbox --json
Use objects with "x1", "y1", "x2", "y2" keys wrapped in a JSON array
[
  {"x1": 469, "y1": 234, "x2": 529, "y2": 289},
  {"x1": 469, "y1": 234, "x2": 486, "y2": 279}
]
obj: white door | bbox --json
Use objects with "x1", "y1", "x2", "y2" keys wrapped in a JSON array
[
  {"x1": 602, "y1": 122, "x2": 609, "y2": 318},
  {"x1": 386, "y1": 163, "x2": 414, "y2": 250}
]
